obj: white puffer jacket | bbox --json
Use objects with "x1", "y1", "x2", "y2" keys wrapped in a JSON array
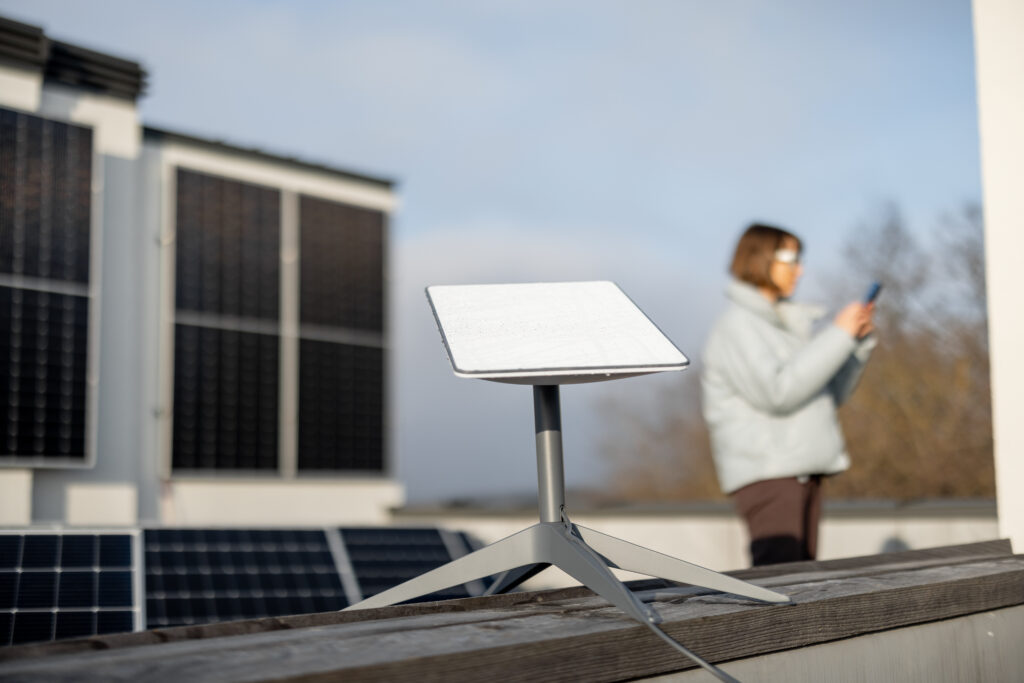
[{"x1": 701, "y1": 279, "x2": 875, "y2": 494}]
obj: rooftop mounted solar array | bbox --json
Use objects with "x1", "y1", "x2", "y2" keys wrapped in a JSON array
[
  {"x1": 141, "y1": 527, "x2": 484, "y2": 630},
  {"x1": 0, "y1": 531, "x2": 143, "y2": 646},
  {"x1": 0, "y1": 106, "x2": 95, "y2": 467},
  {"x1": 1, "y1": 527, "x2": 486, "y2": 644}
]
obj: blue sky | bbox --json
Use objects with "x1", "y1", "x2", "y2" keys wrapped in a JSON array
[{"x1": 0, "y1": 1, "x2": 983, "y2": 502}]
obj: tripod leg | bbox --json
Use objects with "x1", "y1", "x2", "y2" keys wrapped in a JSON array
[
  {"x1": 483, "y1": 563, "x2": 551, "y2": 595},
  {"x1": 574, "y1": 525, "x2": 789, "y2": 604},
  {"x1": 343, "y1": 525, "x2": 541, "y2": 611},
  {"x1": 535, "y1": 524, "x2": 661, "y2": 624}
]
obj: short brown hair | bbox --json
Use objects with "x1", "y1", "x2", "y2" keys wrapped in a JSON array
[{"x1": 729, "y1": 223, "x2": 802, "y2": 291}]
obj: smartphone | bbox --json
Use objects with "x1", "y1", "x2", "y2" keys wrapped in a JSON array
[{"x1": 863, "y1": 281, "x2": 883, "y2": 304}]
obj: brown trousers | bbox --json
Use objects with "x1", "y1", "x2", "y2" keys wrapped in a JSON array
[{"x1": 732, "y1": 475, "x2": 822, "y2": 566}]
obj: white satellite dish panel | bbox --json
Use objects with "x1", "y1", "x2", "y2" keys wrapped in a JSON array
[{"x1": 426, "y1": 281, "x2": 689, "y2": 383}]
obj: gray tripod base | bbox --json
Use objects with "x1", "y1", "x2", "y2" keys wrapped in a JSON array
[
  {"x1": 343, "y1": 520, "x2": 789, "y2": 622},
  {"x1": 344, "y1": 385, "x2": 789, "y2": 620}
]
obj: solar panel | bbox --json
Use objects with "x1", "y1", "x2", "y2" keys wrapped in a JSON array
[
  {"x1": 0, "y1": 526, "x2": 488, "y2": 640},
  {"x1": 171, "y1": 168, "x2": 282, "y2": 473},
  {"x1": 0, "y1": 106, "x2": 94, "y2": 466},
  {"x1": 142, "y1": 529, "x2": 348, "y2": 628},
  {"x1": 340, "y1": 528, "x2": 479, "y2": 603},
  {"x1": 0, "y1": 531, "x2": 142, "y2": 646},
  {"x1": 174, "y1": 168, "x2": 280, "y2": 320},
  {"x1": 297, "y1": 340, "x2": 383, "y2": 471},
  {"x1": 171, "y1": 324, "x2": 279, "y2": 470},
  {"x1": 0, "y1": 288, "x2": 89, "y2": 458},
  {"x1": 299, "y1": 195, "x2": 384, "y2": 331}
]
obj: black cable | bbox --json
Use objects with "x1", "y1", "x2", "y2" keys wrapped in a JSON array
[{"x1": 646, "y1": 619, "x2": 742, "y2": 683}]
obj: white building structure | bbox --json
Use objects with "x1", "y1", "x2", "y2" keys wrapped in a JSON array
[
  {"x1": 0, "y1": 16, "x2": 403, "y2": 528},
  {"x1": 973, "y1": 0, "x2": 1024, "y2": 553}
]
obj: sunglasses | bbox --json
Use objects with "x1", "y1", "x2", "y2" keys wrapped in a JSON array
[{"x1": 774, "y1": 248, "x2": 802, "y2": 265}]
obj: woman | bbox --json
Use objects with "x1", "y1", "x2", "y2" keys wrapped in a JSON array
[{"x1": 701, "y1": 224, "x2": 876, "y2": 566}]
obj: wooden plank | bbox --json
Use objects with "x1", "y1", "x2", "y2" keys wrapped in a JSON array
[
  {"x1": 729, "y1": 538, "x2": 1013, "y2": 580},
  {"x1": 2, "y1": 556, "x2": 1022, "y2": 683}
]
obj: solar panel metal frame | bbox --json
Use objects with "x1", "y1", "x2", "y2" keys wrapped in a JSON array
[
  {"x1": 0, "y1": 529, "x2": 145, "y2": 646},
  {"x1": 0, "y1": 106, "x2": 101, "y2": 469}
]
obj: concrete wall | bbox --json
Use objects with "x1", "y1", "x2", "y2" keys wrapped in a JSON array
[{"x1": 660, "y1": 605, "x2": 1024, "y2": 683}]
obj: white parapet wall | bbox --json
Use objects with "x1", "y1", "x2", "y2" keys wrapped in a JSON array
[
  {"x1": 0, "y1": 470, "x2": 33, "y2": 526},
  {"x1": 160, "y1": 479, "x2": 406, "y2": 527},
  {"x1": 65, "y1": 483, "x2": 139, "y2": 527},
  {"x1": 392, "y1": 500, "x2": 999, "y2": 590},
  {"x1": 0, "y1": 63, "x2": 41, "y2": 111}
]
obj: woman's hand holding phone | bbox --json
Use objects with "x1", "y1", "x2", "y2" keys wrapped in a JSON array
[{"x1": 835, "y1": 299, "x2": 876, "y2": 339}]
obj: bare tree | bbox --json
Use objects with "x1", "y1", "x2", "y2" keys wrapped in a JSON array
[{"x1": 830, "y1": 204, "x2": 993, "y2": 499}]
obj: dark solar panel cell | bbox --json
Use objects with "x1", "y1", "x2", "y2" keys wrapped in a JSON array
[
  {"x1": 175, "y1": 168, "x2": 280, "y2": 320},
  {"x1": 0, "y1": 611, "x2": 12, "y2": 646},
  {"x1": 12, "y1": 611, "x2": 53, "y2": 645},
  {"x1": 57, "y1": 571, "x2": 95, "y2": 608},
  {"x1": 21, "y1": 536, "x2": 58, "y2": 568},
  {"x1": 99, "y1": 536, "x2": 132, "y2": 567},
  {"x1": 0, "y1": 108, "x2": 93, "y2": 284},
  {"x1": 61, "y1": 535, "x2": 97, "y2": 568},
  {"x1": 172, "y1": 324, "x2": 279, "y2": 470},
  {"x1": 158, "y1": 550, "x2": 183, "y2": 572},
  {"x1": 299, "y1": 195, "x2": 384, "y2": 331},
  {"x1": 0, "y1": 537, "x2": 21, "y2": 568},
  {"x1": 0, "y1": 286, "x2": 89, "y2": 460},
  {"x1": 146, "y1": 598, "x2": 164, "y2": 622},
  {"x1": 96, "y1": 611, "x2": 134, "y2": 634},
  {"x1": 164, "y1": 598, "x2": 187, "y2": 622},
  {"x1": 213, "y1": 597, "x2": 236, "y2": 619},
  {"x1": 298, "y1": 340, "x2": 383, "y2": 472},
  {"x1": 248, "y1": 530, "x2": 275, "y2": 544},
  {"x1": 55, "y1": 612, "x2": 95, "y2": 640},
  {"x1": 205, "y1": 529, "x2": 235, "y2": 544},
  {"x1": 16, "y1": 572, "x2": 57, "y2": 608},
  {"x1": 98, "y1": 571, "x2": 133, "y2": 607},
  {"x1": 0, "y1": 573, "x2": 15, "y2": 609},
  {"x1": 161, "y1": 573, "x2": 187, "y2": 593}
]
